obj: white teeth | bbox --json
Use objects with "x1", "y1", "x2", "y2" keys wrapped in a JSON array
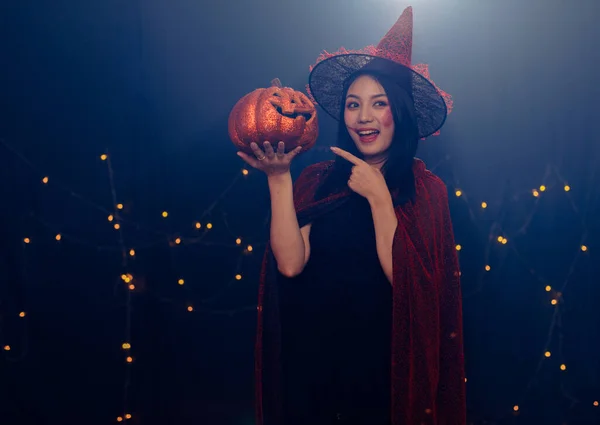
[{"x1": 358, "y1": 130, "x2": 379, "y2": 136}]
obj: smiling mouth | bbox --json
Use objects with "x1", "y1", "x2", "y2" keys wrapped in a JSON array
[
  {"x1": 355, "y1": 129, "x2": 380, "y2": 136},
  {"x1": 272, "y1": 104, "x2": 313, "y2": 120}
]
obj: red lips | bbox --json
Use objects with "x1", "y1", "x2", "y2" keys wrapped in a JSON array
[{"x1": 352, "y1": 127, "x2": 380, "y2": 144}]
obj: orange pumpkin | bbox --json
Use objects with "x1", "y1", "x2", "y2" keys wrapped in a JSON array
[{"x1": 228, "y1": 78, "x2": 319, "y2": 154}]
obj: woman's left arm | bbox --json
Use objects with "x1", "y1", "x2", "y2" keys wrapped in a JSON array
[
  {"x1": 369, "y1": 194, "x2": 398, "y2": 283},
  {"x1": 327, "y1": 147, "x2": 398, "y2": 282}
]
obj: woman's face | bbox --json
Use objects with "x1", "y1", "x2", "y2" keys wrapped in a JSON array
[{"x1": 343, "y1": 75, "x2": 395, "y2": 166}]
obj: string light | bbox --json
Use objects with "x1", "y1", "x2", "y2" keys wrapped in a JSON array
[
  {"x1": 178, "y1": 279, "x2": 184, "y2": 286},
  {"x1": 455, "y1": 189, "x2": 462, "y2": 197},
  {"x1": 444, "y1": 174, "x2": 596, "y2": 418},
  {"x1": 0, "y1": 139, "x2": 259, "y2": 422},
  {"x1": 455, "y1": 244, "x2": 462, "y2": 251},
  {"x1": 242, "y1": 168, "x2": 249, "y2": 176},
  {"x1": 236, "y1": 238, "x2": 242, "y2": 245}
]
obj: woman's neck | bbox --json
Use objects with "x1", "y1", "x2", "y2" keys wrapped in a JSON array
[{"x1": 364, "y1": 153, "x2": 388, "y2": 170}]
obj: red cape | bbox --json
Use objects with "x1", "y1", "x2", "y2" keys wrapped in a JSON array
[{"x1": 255, "y1": 159, "x2": 466, "y2": 425}]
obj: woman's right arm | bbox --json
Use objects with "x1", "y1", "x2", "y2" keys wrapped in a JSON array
[
  {"x1": 267, "y1": 172, "x2": 311, "y2": 278},
  {"x1": 236, "y1": 141, "x2": 310, "y2": 278}
]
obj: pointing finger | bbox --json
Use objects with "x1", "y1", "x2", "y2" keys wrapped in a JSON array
[{"x1": 330, "y1": 146, "x2": 364, "y2": 165}]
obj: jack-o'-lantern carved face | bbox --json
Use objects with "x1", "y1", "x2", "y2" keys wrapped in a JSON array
[{"x1": 228, "y1": 78, "x2": 319, "y2": 154}]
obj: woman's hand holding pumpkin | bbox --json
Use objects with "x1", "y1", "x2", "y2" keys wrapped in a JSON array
[{"x1": 237, "y1": 141, "x2": 302, "y2": 177}]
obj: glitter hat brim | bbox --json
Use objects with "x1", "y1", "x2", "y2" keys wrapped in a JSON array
[{"x1": 307, "y1": 53, "x2": 449, "y2": 139}]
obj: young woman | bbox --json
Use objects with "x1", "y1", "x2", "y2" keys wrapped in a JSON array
[{"x1": 238, "y1": 7, "x2": 466, "y2": 425}]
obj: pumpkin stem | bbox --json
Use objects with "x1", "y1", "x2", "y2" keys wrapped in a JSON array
[{"x1": 271, "y1": 78, "x2": 282, "y2": 88}]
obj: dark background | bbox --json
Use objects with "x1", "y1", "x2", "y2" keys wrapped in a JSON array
[{"x1": 1, "y1": 0, "x2": 599, "y2": 424}]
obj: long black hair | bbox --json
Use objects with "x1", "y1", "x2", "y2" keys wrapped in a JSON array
[{"x1": 315, "y1": 68, "x2": 420, "y2": 204}]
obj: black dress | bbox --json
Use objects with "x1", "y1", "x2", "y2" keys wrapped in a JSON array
[{"x1": 280, "y1": 193, "x2": 393, "y2": 425}]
